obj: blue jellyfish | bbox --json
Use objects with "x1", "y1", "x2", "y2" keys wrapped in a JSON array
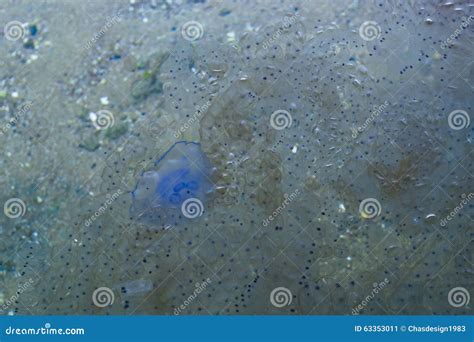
[{"x1": 130, "y1": 141, "x2": 215, "y2": 224}]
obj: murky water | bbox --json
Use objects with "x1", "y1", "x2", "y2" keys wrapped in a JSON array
[{"x1": 0, "y1": 0, "x2": 472, "y2": 315}]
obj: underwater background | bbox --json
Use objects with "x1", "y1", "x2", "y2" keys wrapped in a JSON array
[{"x1": 0, "y1": 0, "x2": 472, "y2": 315}]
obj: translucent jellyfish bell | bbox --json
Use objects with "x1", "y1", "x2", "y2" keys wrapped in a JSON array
[{"x1": 130, "y1": 141, "x2": 215, "y2": 224}]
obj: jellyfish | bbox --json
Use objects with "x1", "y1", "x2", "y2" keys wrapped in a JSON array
[{"x1": 130, "y1": 141, "x2": 215, "y2": 224}]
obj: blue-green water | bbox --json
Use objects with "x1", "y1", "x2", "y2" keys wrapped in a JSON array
[{"x1": 0, "y1": 0, "x2": 472, "y2": 315}]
